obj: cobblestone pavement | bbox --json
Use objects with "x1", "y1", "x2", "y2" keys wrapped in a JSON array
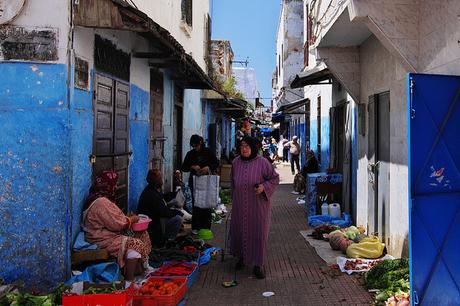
[{"x1": 186, "y1": 164, "x2": 372, "y2": 306}]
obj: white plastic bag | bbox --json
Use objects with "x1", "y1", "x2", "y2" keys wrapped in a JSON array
[{"x1": 193, "y1": 175, "x2": 220, "y2": 209}]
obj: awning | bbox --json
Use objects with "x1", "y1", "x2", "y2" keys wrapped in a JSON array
[
  {"x1": 290, "y1": 64, "x2": 332, "y2": 88},
  {"x1": 277, "y1": 98, "x2": 309, "y2": 114},
  {"x1": 206, "y1": 95, "x2": 248, "y2": 119},
  {"x1": 74, "y1": 0, "x2": 214, "y2": 90}
]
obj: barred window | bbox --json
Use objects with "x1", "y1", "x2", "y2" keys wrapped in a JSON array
[{"x1": 181, "y1": 0, "x2": 193, "y2": 27}]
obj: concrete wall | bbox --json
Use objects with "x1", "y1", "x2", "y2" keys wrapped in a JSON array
[
  {"x1": 0, "y1": 0, "x2": 71, "y2": 289},
  {"x1": 358, "y1": 35, "x2": 408, "y2": 256},
  {"x1": 273, "y1": 0, "x2": 304, "y2": 109},
  {"x1": 418, "y1": 0, "x2": 460, "y2": 75},
  {"x1": 136, "y1": 0, "x2": 210, "y2": 71},
  {"x1": 183, "y1": 89, "x2": 204, "y2": 162}
]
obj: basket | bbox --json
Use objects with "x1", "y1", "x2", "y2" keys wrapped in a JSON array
[
  {"x1": 133, "y1": 277, "x2": 187, "y2": 306},
  {"x1": 62, "y1": 290, "x2": 133, "y2": 306},
  {"x1": 132, "y1": 214, "x2": 151, "y2": 232}
]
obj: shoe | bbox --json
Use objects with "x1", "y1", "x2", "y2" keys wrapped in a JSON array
[
  {"x1": 191, "y1": 229, "x2": 198, "y2": 235},
  {"x1": 253, "y1": 266, "x2": 265, "y2": 279},
  {"x1": 235, "y1": 258, "x2": 244, "y2": 270}
]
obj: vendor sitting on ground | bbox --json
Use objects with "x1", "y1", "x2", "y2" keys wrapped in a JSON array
[
  {"x1": 137, "y1": 169, "x2": 184, "y2": 248},
  {"x1": 82, "y1": 170, "x2": 152, "y2": 280},
  {"x1": 301, "y1": 149, "x2": 320, "y2": 178}
]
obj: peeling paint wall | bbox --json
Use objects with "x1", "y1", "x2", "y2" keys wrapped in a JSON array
[
  {"x1": 0, "y1": 63, "x2": 70, "y2": 289},
  {"x1": 183, "y1": 89, "x2": 203, "y2": 161}
]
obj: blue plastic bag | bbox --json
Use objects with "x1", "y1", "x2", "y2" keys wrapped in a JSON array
[
  {"x1": 73, "y1": 231, "x2": 98, "y2": 251},
  {"x1": 308, "y1": 212, "x2": 352, "y2": 228},
  {"x1": 199, "y1": 247, "x2": 221, "y2": 266},
  {"x1": 65, "y1": 262, "x2": 120, "y2": 285}
]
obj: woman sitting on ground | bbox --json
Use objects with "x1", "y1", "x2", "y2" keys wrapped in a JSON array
[
  {"x1": 137, "y1": 169, "x2": 184, "y2": 248},
  {"x1": 82, "y1": 171, "x2": 152, "y2": 280}
]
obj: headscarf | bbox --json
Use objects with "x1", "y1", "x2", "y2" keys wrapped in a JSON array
[
  {"x1": 84, "y1": 170, "x2": 118, "y2": 210},
  {"x1": 239, "y1": 136, "x2": 258, "y2": 161},
  {"x1": 146, "y1": 169, "x2": 163, "y2": 189}
]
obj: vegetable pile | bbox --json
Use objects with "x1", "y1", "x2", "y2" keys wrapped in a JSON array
[
  {"x1": 151, "y1": 262, "x2": 196, "y2": 277},
  {"x1": 365, "y1": 258, "x2": 410, "y2": 305},
  {"x1": 137, "y1": 279, "x2": 182, "y2": 296},
  {"x1": 220, "y1": 189, "x2": 232, "y2": 205}
]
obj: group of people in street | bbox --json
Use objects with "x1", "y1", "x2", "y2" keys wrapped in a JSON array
[{"x1": 80, "y1": 131, "x2": 284, "y2": 281}]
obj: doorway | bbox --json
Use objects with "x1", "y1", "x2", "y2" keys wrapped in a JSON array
[
  {"x1": 173, "y1": 85, "x2": 184, "y2": 172},
  {"x1": 367, "y1": 91, "x2": 390, "y2": 241},
  {"x1": 92, "y1": 73, "x2": 130, "y2": 211}
]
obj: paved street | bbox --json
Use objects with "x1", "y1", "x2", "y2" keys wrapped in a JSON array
[{"x1": 187, "y1": 164, "x2": 372, "y2": 305}]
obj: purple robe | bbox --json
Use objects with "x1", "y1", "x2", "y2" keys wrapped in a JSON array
[{"x1": 230, "y1": 155, "x2": 280, "y2": 266}]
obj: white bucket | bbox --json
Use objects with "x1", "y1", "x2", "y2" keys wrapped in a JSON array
[
  {"x1": 321, "y1": 203, "x2": 329, "y2": 215},
  {"x1": 328, "y1": 203, "x2": 341, "y2": 218}
]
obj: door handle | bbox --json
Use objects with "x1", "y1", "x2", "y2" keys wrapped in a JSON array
[{"x1": 367, "y1": 161, "x2": 380, "y2": 172}]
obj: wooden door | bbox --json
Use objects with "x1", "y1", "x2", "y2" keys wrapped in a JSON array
[
  {"x1": 149, "y1": 71, "x2": 164, "y2": 171},
  {"x1": 93, "y1": 74, "x2": 130, "y2": 211}
]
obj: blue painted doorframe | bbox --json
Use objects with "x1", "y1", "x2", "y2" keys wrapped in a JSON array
[{"x1": 408, "y1": 73, "x2": 460, "y2": 305}]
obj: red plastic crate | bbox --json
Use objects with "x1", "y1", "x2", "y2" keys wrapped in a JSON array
[
  {"x1": 62, "y1": 290, "x2": 133, "y2": 306},
  {"x1": 133, "y1": 277, "x2": 187, "y2": 306}
]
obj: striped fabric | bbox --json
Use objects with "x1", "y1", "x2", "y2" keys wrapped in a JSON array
[{"x1": 230, "y1": 156, "x2": 280, "y2": 266}]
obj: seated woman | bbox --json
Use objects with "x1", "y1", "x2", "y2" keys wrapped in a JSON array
[
  {"x1": 301, "y1": 149, "x2": 320, "y2": 178},
  {"x1": 137, "y1": 169, "x2": 184, "y2": 248},
  {"x1": 82, "y1": 171, "x2": 151, "y2": 280}
]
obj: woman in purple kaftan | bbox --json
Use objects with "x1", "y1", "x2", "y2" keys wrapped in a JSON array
[{"x1": 230, "y1": 136, "x2": 280, "y2": 279}]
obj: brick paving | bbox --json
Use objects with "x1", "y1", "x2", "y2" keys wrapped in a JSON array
[{"x1": 186, "y1": 164, "x2": 372, "y2": 306}]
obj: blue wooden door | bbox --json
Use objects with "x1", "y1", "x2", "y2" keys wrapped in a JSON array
[{"x1": 409, "y1": 73, "x2": 460, "y2": 305}]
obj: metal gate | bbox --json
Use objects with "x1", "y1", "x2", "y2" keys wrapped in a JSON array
[{"x1": 409, "y1": 73, "x2": 460, "y2": 305}]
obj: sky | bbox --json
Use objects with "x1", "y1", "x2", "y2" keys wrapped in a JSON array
[{"x1": 210, "y1": 0, "x2": 281, "y2": 106}]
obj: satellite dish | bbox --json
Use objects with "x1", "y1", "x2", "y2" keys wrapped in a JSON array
[{"x1": 0, "y1": 0, "x2": 26, "y2": 25}]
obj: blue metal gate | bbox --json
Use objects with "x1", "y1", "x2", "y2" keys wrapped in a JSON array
[{"x1": 409, "y1": 73, "x2": 460, "y2": 305}]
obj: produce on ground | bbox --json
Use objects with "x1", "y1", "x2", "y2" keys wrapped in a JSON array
[
  {"x1": 137, "y1": 278, "x2": 182, "y2": 296},
  {"x1": 344, "y1": 259, "x2": 380, "y2": 271},
  {"x1": 220, "y1": 189, "x2": 231, "y2": 205},
  {"x1": 311, "y1": 224, "x2": 340, "y2": 240},
  {"x1": 365, "y1": 258, "x2": 410, "y2": 305}
]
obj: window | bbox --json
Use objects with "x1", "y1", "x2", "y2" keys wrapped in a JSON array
[
  {"x1": 181, "y1": 0, "x2": 193, "y2": 27},
  {"x1": 317, "y1": 96, "x2": 321, "y2": 164}
]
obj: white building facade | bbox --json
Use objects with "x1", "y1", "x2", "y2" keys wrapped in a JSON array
[{"x1": 307, "y1": 0, "x2": 460, "y2": 258}]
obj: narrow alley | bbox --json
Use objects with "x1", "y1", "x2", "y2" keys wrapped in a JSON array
[{"x1": 187, "y1": 164, "x2": 372, "y2": 306}]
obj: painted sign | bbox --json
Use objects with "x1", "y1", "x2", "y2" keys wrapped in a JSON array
[{"x1": 0, "y1": 26, "x2": 58, "y2": 61}]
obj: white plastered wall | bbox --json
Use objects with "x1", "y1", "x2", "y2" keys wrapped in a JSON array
[
  {"x1": 358, "y1": 35, "x2": 408, "y2": 257},
  {"x1": 135, "y1": 0, "x2": 209, "y2": 71},
  {"x1": 7, "y1": 0, "x2": 70, "y2": 64}
]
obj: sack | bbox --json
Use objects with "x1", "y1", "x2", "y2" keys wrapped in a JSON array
[
  {"x1": 65, "y1": 262, "x2": 120, "y2": 285},
  {"x1": 346, "y1": 237, "x2": 385, "y2": 259},
  {"x1": 293, "y1": 173, "x2": 306, "y2": 193},
  {"x1": 193, "y1": 175, "x2": 220, "y2": 209},
  {"x1": 175, "y1": 188, "x2": 185, "y2": 208}
]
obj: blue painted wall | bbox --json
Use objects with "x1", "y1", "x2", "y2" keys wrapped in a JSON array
[
  {"x1": 351, "y1": 104, "x2": 358, "y2": 223},
  {"x1": 69, "y1": 86, "x2": 93, "y2": 242},
  {"x1": 310, "y1": 117, "x2": 330, "y2": 172},
  {"x1": 128, "y1": 84, "x2": 150, "y2": 212},
  {"x1": 0, "y1": 63, "x2": 70, "y2": 289}
]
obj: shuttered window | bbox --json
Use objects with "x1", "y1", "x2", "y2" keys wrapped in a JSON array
[{"x1": 181, "y1": 0, "x2": 193, "y2": 27}]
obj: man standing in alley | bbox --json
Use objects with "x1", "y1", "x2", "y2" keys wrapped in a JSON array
[{"x1": 289, "y1": 136, "x2": 301, "y2": 175}]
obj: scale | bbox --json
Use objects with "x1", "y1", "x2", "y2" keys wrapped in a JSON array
[{"x1": 0, "y1": 0, "x2": 26, "y2": 25}]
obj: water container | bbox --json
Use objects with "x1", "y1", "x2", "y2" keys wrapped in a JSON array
[
  {"x1": 321, "y1": 203, "x2": 329, "y2": 215},
  {"x1": 329, "y1": 203, "x2": 341, "y2": 218}
]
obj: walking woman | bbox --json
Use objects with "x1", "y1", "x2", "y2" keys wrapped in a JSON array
[{"x1": 230, "y1": 136, "x2": 279, "y2": 279}]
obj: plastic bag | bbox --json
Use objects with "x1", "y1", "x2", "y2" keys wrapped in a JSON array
[
  {"x1": 346, "y1": 238, "x2": 385, "y2": 259},
  {"x1": 308, "y1": 212, "x2": 352, "y2": 228},
  {"x1": 65, "y1": 262, "x2": 120, "y2": 285}
]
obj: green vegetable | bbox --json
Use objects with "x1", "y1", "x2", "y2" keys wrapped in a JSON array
[{"x1": 220, "y1": 189, "x2": 232, "y2": 205}]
